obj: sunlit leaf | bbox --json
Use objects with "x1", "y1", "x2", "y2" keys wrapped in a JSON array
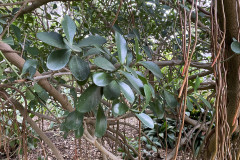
[
  {"x1": 93, "y1": 72, "x2": 112, "y2": 86},
  {"x1": 138, "y1": 61, "x2": 163, "y2": 79},
  {"x1": 136, "y1": 113, "x2": 154, "y2": 129},
  {"x1": 94, "y1": 57, "x2": 116, "y2": 71},
  {"x1": 118, "y1": 81, "x2": 135, "y2": 103},
  {"x1": 115, "y1": 32, "x2": 127, "y2": 64},
  {"x1": 37, "y1": 32, "x2": 67, "y2": 49},
  {"x1": 61, "y1": 15, "x2": 76, "y2": 44}
]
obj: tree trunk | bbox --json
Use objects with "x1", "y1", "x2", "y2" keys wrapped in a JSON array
[{"x1": 207, "y1": 0, "x2": 240, "y2": 159}]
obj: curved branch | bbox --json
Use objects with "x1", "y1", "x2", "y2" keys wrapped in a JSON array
[
  {"x1": 0, "y1": 90, "x2": 64, "y2": 160},
  {"x1": 0, "y1": 42, "x2": 74, "y2": 112}
]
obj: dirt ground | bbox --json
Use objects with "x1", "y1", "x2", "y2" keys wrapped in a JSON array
[{"x1": 1, "y1": 117, "x2": 188, "y2": 160}]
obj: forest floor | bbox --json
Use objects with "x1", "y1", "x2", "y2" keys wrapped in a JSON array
[{"x1": 1, "y1": 117, "x2": 189, "y2": 160}]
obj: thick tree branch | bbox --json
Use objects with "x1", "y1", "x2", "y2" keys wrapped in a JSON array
[{"x1": 0, "y1": 42, "x2": 74, "y2": 112}]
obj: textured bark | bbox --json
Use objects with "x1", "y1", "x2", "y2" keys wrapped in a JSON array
[{"x1": 207, "y1": 0, "x2": 240, "y2": 159}]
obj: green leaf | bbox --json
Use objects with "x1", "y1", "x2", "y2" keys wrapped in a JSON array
[
  {"x1": 77, "y1": 85, "x2": 102, "y2": 113},
  {"x1": 103, "y1": 80, "x2": 120, "y2": 100},
  {"x1": 198, "y1": 95, "x2": 211, "y2": 109},
  {"x1": 26, "y1": 89, "x2": 35, "y2": 100},
  {"x1": 138, "y1": 61, "x2": 163, "y2": 79},
  {"x1": 0, "y1": 25, "x2": 2, "y2": 34},
  {"x1": 120, "y1": 71, "x2": 144, "y2": 95},
  {"x1": 112, "y1": 24, "x2": 124, "y2": 35},
  {"x1": 112, "y1": 101, "x2": 128, "y2": 116},
  {"x1": 95, "y1": 106, "x2": 107, "y2": 138},
  {"x1": 118, "y1": 81, "x2": 135, "y2": 103},
  {"x1": 144, "y1": 84, "x2": 152, "y2": 105},
  {"x1": 0, "y1": 19, "x2": 7, "y2": 24},
  {"x1": 75, "y1": 125, "x2": 84, "y2": 138},
  {"x1": 93, "y1": 72, "x2": 112, "y2": 86},
  {"x1": 115, "y1": 32, "x2": 127, "y2": 64},
  {"x1": 37, "y1": 89, "x2": 49, "y2": 102},
  {"x1": 231, "y1": 41, "x2": 240, "y2": 54},
  {"x1": 133, "y1": 28, "x2": 140, "y2": 40},
  {"x1": 26, "y1": 47, "x2": 40, "y2": 56},
  {"x1": 134, "y1": 37, "x2": 141, "y2": 62},
  {"x1": 36, "y1": 32, "x2": 67, "y2": 49},
  {"x1": 84, "y1": 48, "x2": 102, "y2": 57},
  {"x1": 77, "y1": 35, "x2": 107, "y2": 47},
  {"x1": 149, "y1": 101, "x2": 164, "y2": 119},
  {"x1": 2, "y1": 36, "x2": 14, "y2": 45},
  {"x1": 187, "y1": 97, "x2": 193, "y2": 111},
  {"x1": 143, "y1": 46, "x2": 152, "y2": 59},
  {"x1": 34, "y1": 84, "x2": 43, "y2": 92},
  {"x1": 94, "y1": 57, "x2": 116, "y2": 71},
  {"x1": 194, "y1": 76, "x2": 201, "y2": 92},
  {"x1": 63, "y1": 39, "x2": 82, "y2": 52},
  {"x1": 69, "y1": 56, "x2": 90, "y2": 81},
  {"x1": 11, "y1": 25, "x2": 21, "y2": 41},
  {"x1": 47, "y1": 49, "x2": 71, "y2": 70},
  {"x1": 65, "y1": 111, "x2": 83, "y2": 130},
  {"x1": 61, "y1": 15, "x2": 76, "y2": 44},
  {"x1": 164, "y1": 90, "x2": 178, "y2": 108},
  {"x1": 22, "y1": 59, "x2": 37, "y2": 75},
  {"x1": 136, "y1": 113, "x2": 154, "y2": 129}
]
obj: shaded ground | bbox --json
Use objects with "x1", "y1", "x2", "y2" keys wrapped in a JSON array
[{"x1": 1, "y1": 117, "x2": 189, "y2": 160}]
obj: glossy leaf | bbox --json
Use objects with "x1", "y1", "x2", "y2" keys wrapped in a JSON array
[
  {"x1": 118, "y1": 81, "x2": 135, "y2": 103},
  {"x1": 144, "y1": 84, "x2": 152, "y2": 105},
  {"x1": 164, "y1": 90, "x2": 178, "y2": 108},
  {"x1": 95, "y1": 106, "x2": 107, "y2": 138},
  {"x1": 93, "y1": 72, "x2": 112, "y2": 86},
  {"x1": 77, "y1": 85, "x2": 102, "y2": 113},
  {"x1": 84, "y1": 48, "x2": 102, "y2": 57},
  {"x1": 120, "y1": 71, "x2": 144, "y2": 95},
  {"x1": 103, "y1": 81, "x2": 120, "y2": 100},
  {"x1": 231, "y1": 41, "x2": 240, "y2": 54},
  {"x1": 115, "y1": 32, "x2": 127, "y2": 64},
  {"x1": 149, "y1": 101, "x2": 164, "y2": 119},
  {"x1": 112, "y1": 101, "x2": 128, "y2": 116},
  {"x1": 65, "y1": 111, "x2": 83, "y2": 130},
  {"x1": 136, "y1": 113, "x2": 154, "y2": 129},
  {"x1": 36, "y1": 32, "x2": 67, "y2": 49},
  {"x1": 63, "y1": 39, "x2": 82, "y2": 52},
  {"x1": 69, "y1": 56, "x2": 90, "y2": 81},
  {"x1": 94, "y1": 57, "x2": 116, "y2": 71},
  {"x1": 47, "y1": 49, "x2": 71, "y2": 70},
  {"x1": 61, "y1": 15, "x2": 76, "y2": 44},
  {"x1": 77, "y1": 35, "x2": 106, "y2": 47},
  {"x1": 138, "y1": 61, "x2": 163, "y2": 79}
]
